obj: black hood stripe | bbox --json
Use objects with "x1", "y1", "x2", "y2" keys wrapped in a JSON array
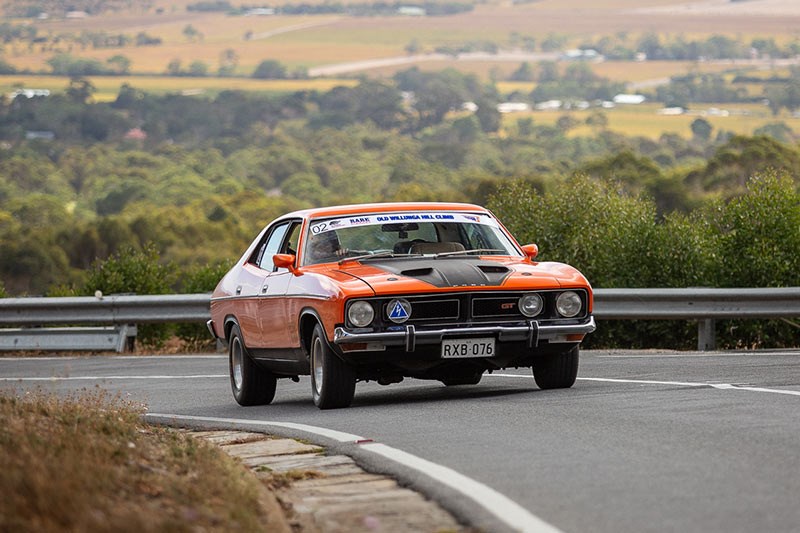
[{"x1": 364, "y1": 258, "x2": 511, "y2": 288}]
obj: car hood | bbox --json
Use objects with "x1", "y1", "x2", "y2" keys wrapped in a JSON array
[{"x1": 328, "y1": 257, "x2": 587, "y2": 293}]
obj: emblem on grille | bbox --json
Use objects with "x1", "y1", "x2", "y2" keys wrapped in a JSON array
[{"x1": 387, "y1": 299, "x2": 412, "y2": 323}]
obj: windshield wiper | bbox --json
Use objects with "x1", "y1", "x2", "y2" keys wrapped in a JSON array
[
  {"x1": 434, "y1": 248, "x2": 505, "y2": 258},
  {"x1": 338, "y1": 251, "x2": 420, "y2": 264}
]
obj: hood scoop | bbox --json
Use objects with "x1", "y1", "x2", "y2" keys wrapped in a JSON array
[{"x1": 367, "y1": 259, "x2": 512, "y2": 288}]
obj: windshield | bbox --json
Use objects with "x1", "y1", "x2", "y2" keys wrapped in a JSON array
[{"x1": 302, "y1": 212, "x2": 521, "y2": 265}]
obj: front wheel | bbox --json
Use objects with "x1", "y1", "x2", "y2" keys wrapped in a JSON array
[
  {"x1": 228, "y1": 323, "x2": 277, "y2": 406},
  {"x1": 310, "y1": 323, "x2": 356, "y2": 409},
  {"x1": 532, "y1": 345, "x2": 579, "y2": 389}
]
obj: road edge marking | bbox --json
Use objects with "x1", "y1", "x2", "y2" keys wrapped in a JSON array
[
  {"x1": 145, "y1": 413, "x2": 562, "y2": 533},
  {"x1": 489, "y1": 373, "x2": 800, "y2": 397}
]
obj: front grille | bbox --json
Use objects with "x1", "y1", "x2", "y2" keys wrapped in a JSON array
[
  {"x1": 346, "y1": 290, "x2": 588, "y2": 329},
  {"x1": 393, "y1": 299, "x2": 459, "y2": 321},
  {"x1": 472, "y1": 296, "x2": 520, "y2": 318}
]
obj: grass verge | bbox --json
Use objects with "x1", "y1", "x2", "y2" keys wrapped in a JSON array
[{"x1": 0, "y1": 388, "x2": 287, "y2": 532}]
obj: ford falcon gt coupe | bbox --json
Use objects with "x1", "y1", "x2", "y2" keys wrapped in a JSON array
[{"x1": 208, "y1": 202, "x2": 595, "y2": 409}]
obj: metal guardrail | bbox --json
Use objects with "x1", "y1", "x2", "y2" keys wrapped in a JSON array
[
  {"x1": 0, "y1": 288, "x2": 797, "y2": 351},
  {"x1": 0, "y1": 294, "x2": 209, "y2": 352},
  {"x1": 0, "y1": 294, "x2": 211, "y2": 326},
  {"x1": 0, "y1": 325, "x2": 137, "y2": 353},
  {"x1": 593, "y1": 287, "x2": 800, "y2": 350}
]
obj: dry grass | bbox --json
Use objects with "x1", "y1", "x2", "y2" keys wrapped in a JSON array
[{"x1": 0, "y1": 389, "x2": 284, "y2": 532}]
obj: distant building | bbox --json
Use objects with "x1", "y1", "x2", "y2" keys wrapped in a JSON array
[
  {"x1": 10, "y1": 89, "x2": 50, "y2": 100},
  {"x1": 534, "y1": 100, "x2": 562, "y2": 110},
  {"x1": 561, "y1": 49, "x2": 603, "y2": 62},
  {"x1": 245, "y1": 8, "x2": 275, "y2": 16},
  {"x1": 613, "y1": 94, "x2": 646, "y2": 105},
  {"x1": 497, "y1": 102, "x2": 530, "y2": 113},
  {"x1": 657, "y1": 107, "x2": 685, "y2": 115},
  {"x1": 398, "y1": 6, "x2": 426, "y2": 16}
]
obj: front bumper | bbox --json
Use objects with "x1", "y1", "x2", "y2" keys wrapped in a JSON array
[{"x1": 333, "y1": 316, "x2": 596, "y2": 352}]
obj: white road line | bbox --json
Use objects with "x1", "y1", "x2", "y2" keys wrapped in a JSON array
[
  {"x1": 145, "y1": 413, "x2": 563, "y2": 533},
  {"x1": 361, "y1": 442, "x2": 562, "y2": 533},
  {"x1": 0, "y1": 375, "x2": 227, "y2": 381},
  {"x1": 489, "y1": 374, "x2": 800, "y2": 397},
  {"x1": 146, "y1": 414, "x2": 368, "y2": 443}
]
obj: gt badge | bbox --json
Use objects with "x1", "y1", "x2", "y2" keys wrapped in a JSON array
[{"x1": 387, "y1": 299, "x2": 412, "y2": 323}]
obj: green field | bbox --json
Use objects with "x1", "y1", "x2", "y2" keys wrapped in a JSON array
[{"x1": 510, "y1": 103, "x2": 800, "y2": 140}]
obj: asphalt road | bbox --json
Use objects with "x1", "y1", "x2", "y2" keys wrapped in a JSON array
[{"x1": 2, "y1": 350, "x2": 799, "y2": 533}]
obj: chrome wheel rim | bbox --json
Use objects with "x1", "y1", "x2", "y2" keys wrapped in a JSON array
[
  {"x1": 312, "y1": 337, "x2": 323, "y2": 396},
  {"x1": 231, "y1": 337, "x2": 244, "y2": 390}
]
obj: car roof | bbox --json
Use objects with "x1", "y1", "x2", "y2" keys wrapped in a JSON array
[{"x1": 282, "y1": 202, "x2": 491, "y2": 220}]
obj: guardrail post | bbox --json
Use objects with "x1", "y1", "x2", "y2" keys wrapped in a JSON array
[{"x1": 697, "y1": 319, "x2": 716, "y2": 351}]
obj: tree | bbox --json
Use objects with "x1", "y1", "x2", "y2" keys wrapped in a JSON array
[
  {"x1": 509, "y1": 62, "x2": 534, "y2": 82},
  {"x1": 252, "y1": 59, "x2": 287, "y2": 79},
  {"x1": 555, "y1": 114, "x2": 579, "y2": 132},
  {"x1": 405, "y1": 39, "x2": 421, "y2": 55},
  {"x1": 66, "y1": 77, "x2": 96, "y2": 104},
  {"x1": 687, "y1": 135, "x2": 800, "y2": 197},
  {"x1": 585, "y1": 110, "x2": 608, "y2": 130},
  {"x1": 166, "y1": 59, "x2": 182, "y2": 76},
  {"x1": 107, "y1": 55, "x2": 131, "y2": 75},
  {"x1": 187, "y1": 61, "x2": 209, "y2": 77},
  {"x1": 690, "y1": 118, "x2": 712, "y2": 141},
  {"x1": 537, "y1": 61, "x2": 559, "y2": 82},
  {"x1": 182, "y1": 24, "x2": 202, "y2": 42},
  {"x1": 218, "y1": 49, "x2": 238, "y2": 76}
]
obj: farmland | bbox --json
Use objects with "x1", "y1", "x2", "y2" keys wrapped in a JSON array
[
  {"x1": 2, "y1": 0, "x2": 800, "y2": 140},
  {"x1": 2, "y1": 0, "x2": 799, "y2": 76}
]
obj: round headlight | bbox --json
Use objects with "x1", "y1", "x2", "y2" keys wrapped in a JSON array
[
  {"x1": 348, "y1": 301, "x2": 375, "y2": 327},
  {"x1": 556, "y1": 291, "x2": 582, "y2": 318},
  {"x1": 518, "y1": 293, "x2": 544, "y2": 317}
]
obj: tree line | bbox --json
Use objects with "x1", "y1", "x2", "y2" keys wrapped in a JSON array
[{"x1": 1, "y1": 72, "x2": 799, "y2": 347}]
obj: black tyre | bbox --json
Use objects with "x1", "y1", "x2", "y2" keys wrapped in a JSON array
[
  {"x1": 310, "y1": 323, "x2": 356, "y2": 409},
  {"x1": 532, "y1": 345, "x2": 579, "y2": 389},
  {"x1": 228, "y1": 323, "x2": 277, "y2": 406}
]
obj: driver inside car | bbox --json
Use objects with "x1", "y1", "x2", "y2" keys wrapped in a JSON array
[{"x1": 307, "y1": 230, "x2": 348, "y2": 263}]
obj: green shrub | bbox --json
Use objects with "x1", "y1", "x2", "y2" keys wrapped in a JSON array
[
  {"x1": 83, "y1": 243, "x2": 175, "y2": 347},
  {"x1": 174, "y1": 261, "x2": 232, "y2": 348},
  {"x1": 488, "y1": 172, "x2": 800, "y2": 349},
  {"x1": 707, "y1": 171, "x2": 800, "y2": 347}
]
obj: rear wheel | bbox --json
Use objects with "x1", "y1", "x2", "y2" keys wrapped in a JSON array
[
  {"x1": 532, "y1": 345, "x2": 579, "y2": 389},
  {"x1": 228, "y1": 323, "x2": 277, "y2": 406},
  {"x1": 310, "y1": 323, "x2": 356, "y2": 409}
]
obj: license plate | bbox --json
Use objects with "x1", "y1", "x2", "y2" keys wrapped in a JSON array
[{"x1": 441, "y1": 337, "x2": 495, "y2": 358}]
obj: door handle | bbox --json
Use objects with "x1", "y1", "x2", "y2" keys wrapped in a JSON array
[
  {"x1": 235, "y1": 286, "x2": 242, "y2": 295},
  {"x1": 261, "y1": 284, "x2": 269, "y2": 293}
]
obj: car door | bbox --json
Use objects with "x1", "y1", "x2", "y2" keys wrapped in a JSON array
[
  {"x1": 255, "y1": 220, "x2": 302, "y2": 351},
  {"x1": 236, "y1": 221, "x2": 292, "y2": 347}
]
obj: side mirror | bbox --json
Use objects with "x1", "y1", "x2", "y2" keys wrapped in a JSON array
[
  {"x1": 273, "y1": 253, "x2": 300, "y2": 275},
  {"x1": 521, "y1": 244, "x2": 538, "y2": 261}
]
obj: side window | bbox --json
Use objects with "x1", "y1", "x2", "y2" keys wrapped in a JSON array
[
  {"x1": 282, "y1": 222, "x2": 301, "y2": 256},
  {"x1": 256, "y1": 222, "x2": 290, "y2": 271}
]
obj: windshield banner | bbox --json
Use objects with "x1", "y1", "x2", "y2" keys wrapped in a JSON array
[{"x1": 310, "y1": 213, "x2": 498, "y2": 235}]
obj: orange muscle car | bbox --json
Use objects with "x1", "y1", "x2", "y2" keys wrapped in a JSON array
[{"x1": 208, "y1": 202, "x2": 595, "y2": 409}]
